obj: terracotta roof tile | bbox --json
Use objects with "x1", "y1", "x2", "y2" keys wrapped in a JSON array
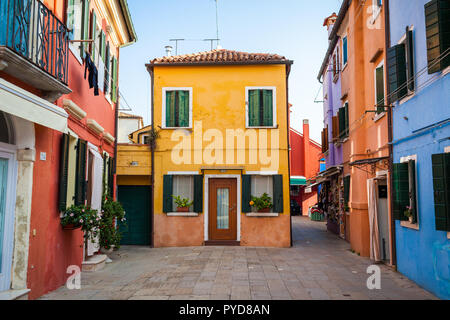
[{"x1": 150, "y1": 49, "x2": 290, "y2": 65}]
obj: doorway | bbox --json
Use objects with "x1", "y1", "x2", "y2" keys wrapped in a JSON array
[
  {"x1": 208, "y1": 178, "x2": 237, "y2": 242},
  {"x1": 377, "y1": 179, "x2": 390, "y2": 263}
]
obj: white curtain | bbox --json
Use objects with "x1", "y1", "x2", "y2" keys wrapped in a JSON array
[
  {"x1": 172, "y1": 176, "x2": 194, "y2": 210},
  {"x1": 98, "y1": 58, "x2": 105, "y2": 94},
  {"x1": 367, "y1": 179, "x2": 381, "y2": 262},
  {"x1": 217, "y1": 188, "x2": 229, "y2": 230},
  {"x1": 87, "y1": 148, "x2": 103, "y2": 257},
  {"x1": 251, "y1": 176, "x2": 273, "y2": 198}
]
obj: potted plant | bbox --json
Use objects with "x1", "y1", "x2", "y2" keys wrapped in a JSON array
[
  {"x1": 250, "y1": 193, "x2": 273, "y2": 213},
  {"x1": 99, "y1": 195, "x2": 126, "y2": 252},
  {"x1": 172, "y1": 195, "x2": 193, "y2": 213},
  {"x1": 61, "y1": 205, "x2": 100, "y2": 241},
  {"x1": 404, "y1": 206, "x2": 414, "y2": 223}
]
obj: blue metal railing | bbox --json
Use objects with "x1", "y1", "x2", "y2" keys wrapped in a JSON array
[{"x1": 0, "y1": 0, "x2": 69, "y2": 85}]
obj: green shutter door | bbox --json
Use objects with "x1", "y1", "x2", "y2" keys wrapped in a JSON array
[
  {"x1": 376, "y1": 66, "x2": 385, "y2": 113},
  {"x1": 193, "y1": 175, "x2": 203, "y2": 213},
  {"x1": 75, "y1": 139, "x2": 87, "y2": 206},
  {"x1": 165, "y1": 91, "x2": 175, "y2": 127},
  {"x1": 406, "y1": 29, "x2": 415, "y2": 92},
  {"x1": 248, "y1": 90, "x2": 260, "y2": 127},
  {"x1": 338, "y1": 107, "x2": 345, "y2": 139},
  {"x1": 425, "y1": 0, "x2": 450, "y2": 74},
  {"x1": 262, "y1": 90, "x2": 273, "y2": 127},
  {"x1": 393, "y1": 163, "x2": 410, "y2": 221},
  {"x1": 111, "y1": 57, "x2": 118, "y2": 103},
  {"x1": 90, "y1": 11, "x2": 97, "y2": 63},
  {"x1": 108, "y1": 157, "x2": 114, "y2": 197},
  {"x1": 432, "y1": 153, "x2": 450, "y2": 231},
  {"x1": 178, "y1": 91, "x2": 190, "y2": 127},
  {"x1": 344, "y1": 176, "x2": 351, "y2": 205},
  {"x1": 81, "y1": 0, "x2": 90, "y2": 56},
  {"x1": 387, "y1": 44, "x2": 407, "y2": 102},
  {"x1": 163, "y1": 175, "x2": 173, "y2": 213},
  {"x1": 273, "y1": 175, "x2": 284, "y2": 213},
  {"x1": 58, "y1": 134, "x2": 70, "y2": 212},
  {"x1": 100, "y1": 31, "x2": 105, "y2": 61},
  {"x1": 242, "y1": 175, "x2": 252, "y2": 213},
  {"x1": 104, "y1": 42, "x2": 110, "y2": 93},
  {"x1": 118, "y1": 186, "x2": 151, "y2": 245},
  {"x1": 344, "y1": 103, "x2": 349, "y2": 137}
]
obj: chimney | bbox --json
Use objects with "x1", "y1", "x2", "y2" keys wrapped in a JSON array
[
  {"x1": 165, "y1": 45, "x2": 173, "y2": 57},
  {"x1": 323, "y1": 13, "x2": 338, "y2": 38},
  {"x1": 303, "y1": 120, "x2": 311, "y2": 179}
]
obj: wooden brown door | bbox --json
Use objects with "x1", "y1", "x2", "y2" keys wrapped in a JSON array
[{"x1": 209, "y1": 179, "x2": 237, "y2": 241}]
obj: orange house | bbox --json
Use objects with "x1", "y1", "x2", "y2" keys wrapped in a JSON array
[{"x1": 318, "y1": 0, "x2": 393, "y2": 262}]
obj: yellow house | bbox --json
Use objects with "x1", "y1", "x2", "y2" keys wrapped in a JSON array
[{"x1": 146, "y1": 49, "x2": 293, "y2": 248}]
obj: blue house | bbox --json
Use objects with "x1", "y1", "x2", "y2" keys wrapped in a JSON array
[{"x1": 388, "y1": 0, "x2": 450, "y2": 299}]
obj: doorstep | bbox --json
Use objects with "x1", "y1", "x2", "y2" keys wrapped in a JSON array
[
  {"x1": 82, "y1": 254, "x2": 108, "y2": 272},
  {"x1": 0, "y1": 289, "x2": 30, "y2": 300},
  {"x1": 204, "y1": 241, "x2": 241, "y2": 246}
]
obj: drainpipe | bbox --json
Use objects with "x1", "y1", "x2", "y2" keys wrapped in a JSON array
[
  {"x1": 286, "y1": 63, "x2": 293, "y2": 247},
  {"x1": 384, "y1": 0, "x2": 397, "y2": 269},
  {"x1": 149, "y1": 67, "x2": 155, "y2": 248}
]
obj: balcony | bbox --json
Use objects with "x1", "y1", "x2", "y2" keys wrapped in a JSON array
[{"x1": 0, "y1": 0, "x2": 71, "y2": 101}]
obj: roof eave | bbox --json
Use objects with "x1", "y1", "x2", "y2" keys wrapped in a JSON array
[
  {"x1": 118, "y1": 0, "x2": 137, "y2": 47},
  {"x1": 146, "y1": 60, "x2": 294, "y2": 68}
]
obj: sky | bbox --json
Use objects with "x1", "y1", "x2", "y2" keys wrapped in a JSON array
[{"x1": 119, "y1": 0, "x2": 343, "y2": 142}]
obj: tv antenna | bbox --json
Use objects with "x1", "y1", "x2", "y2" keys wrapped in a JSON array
[
  {"x1": 215, "y1": 0, "x2": 221, "y2": 48},
  {"x1": 169, "y1": 39, "x2": 185, "y2": 55}
]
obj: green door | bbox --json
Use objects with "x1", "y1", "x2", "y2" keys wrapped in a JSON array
[
  {"x1": 0, "y1": 158, "x2": 8, "y2": 271},
  {"x1": 118, "y1": 186, "x2": 151, "y2": 246}
]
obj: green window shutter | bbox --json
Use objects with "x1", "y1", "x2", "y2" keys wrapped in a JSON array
[
  {"x1": 102, "y1": 154, "x2": 108, "y2": 196},
  {"x1": 343, "y1": 36, "x2": 348, "y2": 65},
  {"x1": 344, "y1": 103, "x2": 349, "y2": 137},
  {"x1": 81, "y1": 0, "x2": 90, "y2": 56},
  {"x1": 375, "y1": 65, "x2": 385, "y2": 113},
  {"x1": 338, "y1": 107, "x2": 345, "y2": 139},
  {"x1": 406, "y1": 28, "x2": 415, "y2": 92},
  {"x1": 242, "y1": 175, "x2": 252, "y2": 213},
  {"x1": 273, "y1": 175, "x2": 284, "y2": 213},
  {"x1": 178, "y1": 91, "x2": 190, "y2": 127},
  {"x1": 344, "y1": 176, "x2": 351, "y2": 205},
  {"x1": 165, "y1": 91, "x2": 175, "y2": 127},
  {"x1": 408, "y1": 160, "x2": 418, "y2": 224},
  {"x1": 108, "y1": 157, "x2": 114, "y2": 197},
  {"x1": 58, "y1": 134, "x2": 70, "y2": 212},
  {"x1": 262, "y1": 90, "x2": 273, "y2": 127},
  {"x1": 100, "y1": 31, "x2": 106, "y2": 61},
  {"x1": 425, "y1": 0, "x2": 450, "y2": 74},
  {"x1": 111, "y1": 57, "x2": 118, "y2": 103},
  {"x1": 90, "y1": 11, "x2": 97, "y2": 63},
  {"x1": 163, "y1": 175, "x2": 173, "y2": 213},
  {"x1": 75, "y1": 139, "x2": 87, "y2": 206},
  {"x1": 104, "y1": 42, "x2": 110, "y2": 93},
  {"x1": 387, "y1": 44, "x2": 407, "y2": 102},
  {"x1": 193, "y1": 175, "x2": 203, "y2": 213},
  {"x1": 248, "y1": 90, "x2": 260, "y2": 127},
  {"x1": 67, "y1": 0, "x2": 75, "y2": 40},
  {"x1": 432, "y1": 153, "x2": 450, "y2": 231},
  {"x1": 393, "y1": 163, "x2": 410, "y2": 221}
]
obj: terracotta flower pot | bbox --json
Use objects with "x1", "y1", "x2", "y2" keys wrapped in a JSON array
[
  {"x1": 177, "y1": 207, "x2": 190, "y2": 213},
  {"x1": 258, "y1": 208, "x2": 271, "y2": 213},
  {"x1": 62, "y1": 224, "x2": 82, "y2": 230}
]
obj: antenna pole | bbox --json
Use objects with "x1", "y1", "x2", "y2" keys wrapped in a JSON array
[{"x1": 215, "y1": 0, "x2": 220, "y2": 48}]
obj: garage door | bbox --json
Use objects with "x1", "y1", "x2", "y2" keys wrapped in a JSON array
[{"x1": 118, "y1": 186, "x2": 151, "y2": 246}]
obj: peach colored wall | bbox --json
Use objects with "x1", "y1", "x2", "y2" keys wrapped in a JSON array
[
  {"x1": 241, "y1": 215, "x2": 291, "y2": 248},
  {"x1": 153, "y1": 215, "x2": 204, "y2": 247}
]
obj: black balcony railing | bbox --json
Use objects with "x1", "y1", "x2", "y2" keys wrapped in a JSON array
[{"x1": 0, "y1": 0, "x2": 69, "y2": 84}]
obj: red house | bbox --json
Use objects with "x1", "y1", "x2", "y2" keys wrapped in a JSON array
[{"x1": 289, "y1": 120, "x2": 322, "y2": 215}]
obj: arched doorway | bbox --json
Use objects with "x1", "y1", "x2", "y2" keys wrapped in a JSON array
[{"x1": 0, "y1": 111, "x2": 18, "y2": 292}]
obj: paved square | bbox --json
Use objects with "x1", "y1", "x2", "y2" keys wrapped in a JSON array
[{"x1": 40, "y1": 217, "x2": 437, "y2": 300}]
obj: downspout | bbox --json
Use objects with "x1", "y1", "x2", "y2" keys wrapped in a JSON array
[
  {"x1": 384, "y1": 0, "x2": 397, "y2": 269},
  {"x1": 149, "y1": 66, "x2": 155, "y2": 248},
  {"x1": 286, "y1": 63, "x2": 293, "y2": 247},
  {"x1": 113, "y1": 51, "x2": 120, "y2": 200}
]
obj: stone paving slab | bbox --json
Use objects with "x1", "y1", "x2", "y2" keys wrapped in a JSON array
[{"x1": 40, "y1": 217, "x2": 438, "y2": 300}]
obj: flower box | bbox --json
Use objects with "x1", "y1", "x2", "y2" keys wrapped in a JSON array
[
  {"x1": 177, "y1": 207, "x2": 190, "y2": 213},
  {"x1": 62, "y1": 224, "x2": 82, "y2": 231}
]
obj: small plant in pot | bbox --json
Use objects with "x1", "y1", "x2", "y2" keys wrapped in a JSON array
[
  {"x1": 172, "y1": 195, "x2": 193, "y2": 213},
  {"x1": 61, "y1": 205, "x2": 100, "y2": 241},
  {"x1": 250, "y1": 193, "x2": 273, "y2": 213},
  {"x1": 99, "y1": 195, "x2": 126, "y2": 252}
]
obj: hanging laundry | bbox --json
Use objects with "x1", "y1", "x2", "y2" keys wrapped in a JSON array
[{"x1": 84, "y1": 52, "x2": 99, "y2": 96}]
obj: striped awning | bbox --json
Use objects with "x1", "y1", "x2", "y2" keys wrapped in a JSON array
[{"x1": 290, "y1": 176, "x2": 307, "y2": 186}]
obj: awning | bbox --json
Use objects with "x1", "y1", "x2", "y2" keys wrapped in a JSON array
[
  {"x1": 290, "y1": 176, "x2": 307, "y2": 186},
  {"x1": 349, "y1": 157, "x2": 389, "y2": 166},
  {"x1": 306, "y1": 165, "x2": 343, "y2": 186},
  {"x1": 0, "y1": 78, "x2": 68, "y2": 133}
]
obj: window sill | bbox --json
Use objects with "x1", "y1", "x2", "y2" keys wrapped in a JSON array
[
  {"x1": 246, "y1": 212, "x2": 279, "y2": 217},
  {"x1": 246, "y1": 125, "x2": 279, "y2": 129},
  {"x1": 442, "y1": 66, "x2": 450, "y2": 76},
  {"x1": 399, "y1": 93, "x2": 416, "y2": 105},
  {"x1": 400, "y1": 220, "x2": 420, "y2": 231},
  {"x1": 373, "y1": 112, "x2": 386, "y2": 122},
  {"x1": 167, "y1": 212, "x2": 199, "y2": 217},
  {"x1": 342, "y1": 63, "x2": 348, "y2": 73},
  {"x1": 161, "y1": 127, "x2": 193, "y2": 131}
]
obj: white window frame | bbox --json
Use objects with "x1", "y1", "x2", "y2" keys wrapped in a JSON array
[
  {"x1": 372, "y1": 0, "x2": 382, "y2": 23},
  {"x1": 397, "y1": 27, "x2": 416, "y2": 105},
  {"x1": 374, "y1": 60, "x2": 386, "y2": 122},
  {"x1": 399, "y1": 154, "x2": 419, "y2": 230},
  {"x1": 246, "y1": 174, "x2": 279, "y2": 217},
  {"x1": 166, "y1": 171, "x2": 200, "y2": 216},
  {"x1": 245, "y1": 86, "x2": 277, "y2": 129},
  {"x1": 162, "y1": 87, "x2": 193, "y2": 129}
]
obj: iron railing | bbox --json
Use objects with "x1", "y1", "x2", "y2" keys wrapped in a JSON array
[{"x1": 0, "y1": 0, "x2": 69, "y2": 84}]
